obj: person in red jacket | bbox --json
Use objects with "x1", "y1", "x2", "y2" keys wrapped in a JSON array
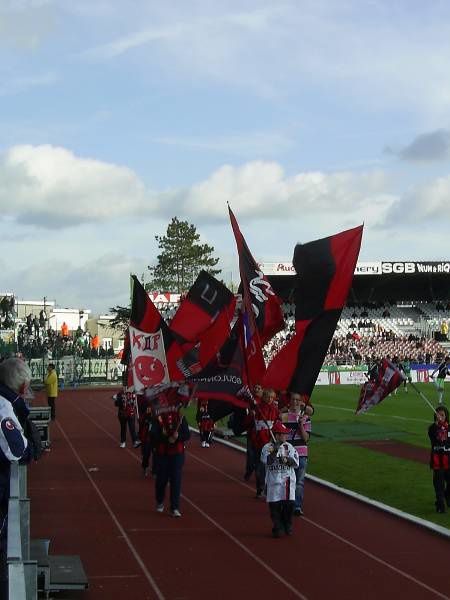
[
  {"x1": 113, "y1": 389, "x2": 141, "y2": 449},
  {"x1": 244, "y1": 388, "x2": 279, "y2": 498},
  {"x1": 152, "y1": 407, "x2": 190, "y2": 517}
]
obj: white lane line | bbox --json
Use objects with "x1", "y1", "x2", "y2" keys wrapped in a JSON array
[
  {"x1": 181, "y1": 494, "x2": 309, "y2": 600},
  {"x1": 55, "y1": 420, "x2": 166, "y2": 600},
  {"x1": 187, "y1": 447, "x2": 450, "y2": 599},
  {"x1": 75, "y1": 399, "x2": 309, "y2": 599},
  {"x1": 314, "y1": 403, "x2": 429, "y2": 423},
  {"x1": 80, "y1": 397, "x2": 449, "y2": 599},
  {"x1": 302, "y1": 517, "x2": 450, "y2": 600}
]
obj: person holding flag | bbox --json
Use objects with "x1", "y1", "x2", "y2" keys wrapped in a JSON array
[
  {"x1": 113, "y1": 387, "x2": 141, "y2": 449},
  {"x1": 430, "y1": 357, "x2": 450, "y2": 405},
  {"x1": 428, "y1": 405, "x2": 450, "y2": 513},
  {"x1": 281, "y1": 392, "x2": 314, "y2": 516},
  {"x1": 243, "y1": 388, "x2": 280, "y2": 498},
  {"x1": 261, "y1": 421, "x2": 299, "y2": 538},
  {"x1": 152, "y1": 403, "x2": 190, "y2": 517}
]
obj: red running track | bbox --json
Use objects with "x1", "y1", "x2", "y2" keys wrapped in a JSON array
[{"x1": 28, "y1": 389, "x2": 450, "y2": 600}]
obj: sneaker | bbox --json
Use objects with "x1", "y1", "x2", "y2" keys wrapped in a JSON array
[
  {"x1": 119, "y1": 442, "x2": 126, "y2": 448},
  {"x1": 171, "y1": 509, "x2": 182, "y2": 518},
  {"x1": 293, "y1": 508, "x2": 304, "y2": 517},
  {"x1": 201, "y1": 441, "x2": 206, "y2": 448},
  {"x1": 133, "y1": 440, "x2": 141, "y2": 448},
  {"x1": 156, "y1": 504, "x2": 164, "y2": 513},
  {"x1": 205, "y1": 443, "x2": 210, "y2": 448}
]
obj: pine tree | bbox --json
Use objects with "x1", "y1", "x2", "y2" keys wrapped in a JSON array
[{"x1": 149, "y1": 217, "x2": 220, "y2": 292}]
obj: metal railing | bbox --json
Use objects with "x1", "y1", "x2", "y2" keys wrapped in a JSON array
[{"x1": 7, "y1": 463, "x2": 37, "y2": 600}]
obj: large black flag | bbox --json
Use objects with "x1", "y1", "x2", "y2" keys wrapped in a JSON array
[{"x1": 263, "y1": 225, "x2": 363, "y2": 396}]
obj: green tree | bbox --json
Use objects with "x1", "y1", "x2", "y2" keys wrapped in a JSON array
[
  {"x1": 149, "y1": 217, "x2": 220, "y2": 292},
  {"x1": 108, "y1": 305, "x2": 131, "y2": 331}
]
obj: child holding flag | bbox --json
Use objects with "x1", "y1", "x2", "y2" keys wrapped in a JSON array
[{"x1": 261, "y1": 421, "x2": 299, "y2": 538}]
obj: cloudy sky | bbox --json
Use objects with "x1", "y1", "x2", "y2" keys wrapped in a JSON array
[{"x1": 2, "y1": 0, "x2": 450, "y2": 314}]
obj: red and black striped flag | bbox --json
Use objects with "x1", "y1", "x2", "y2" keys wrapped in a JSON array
[
  {"x1": 263, "y1": 225, "x2": 363, "y2": 396},
  {"x1": 187, "y1": 315, "x2": 251, "y2": 420},
  {"x1": 228, "y1": 205, "x2": 284, "y2": 384}
]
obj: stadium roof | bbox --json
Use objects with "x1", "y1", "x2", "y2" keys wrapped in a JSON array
[{"x1": 261, "y1": 261, "x2": 450, "y2": 303}]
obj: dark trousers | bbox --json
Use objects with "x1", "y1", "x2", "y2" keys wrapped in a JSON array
[
  {"x1": 47, "y1": 397, "x2": 56, "y2": 421},
  {"x1": 254, "y1": 447, "x2": 265, "y2": 494},
  {"x1": 244, "y1": 436, "x2": 256, "y2": 479},
  {"x1": 155, "y1": 454, "x2": 185, "y2": 511},
  {"x1": 433, "y1": 469, "x2": 450, "y2": 508},
  {"x1": 141, "y1": 439, "x2": 155, "y2": 473},
  {"x1": 269, "y1": 500, "x2": 295, "y2": 535},
  {"x1": 118, "y1": 416, "x2": 137, "y2": 444}
]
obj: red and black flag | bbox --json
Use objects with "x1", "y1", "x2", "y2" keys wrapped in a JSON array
[
  {"x1": 356, "y1": 358, "x2": 405, "y2": 414},
  {"x1": 228, "y1": 205, "x2": 284, "y2": 383},
  {"x1": 263, "y1": 225, "x2": 363, "y2": 396},
  {"x1": 129, "y1": 275, "x2": 184, "y2": 381},
  {"x1": 170, "y1": 270, "x2": 235, "y2": 343},
  {"x1": 187, "y1": 316, "x2": 251, "y2": 420}
]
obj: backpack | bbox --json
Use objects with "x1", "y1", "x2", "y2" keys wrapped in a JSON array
[{"x1": 23, "y1": 417, "x2": 44, "y2": 461}]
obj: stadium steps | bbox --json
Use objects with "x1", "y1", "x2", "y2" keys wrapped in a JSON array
[{"x1": 31, "y1": 538, "x2": 88, "y2": 597}]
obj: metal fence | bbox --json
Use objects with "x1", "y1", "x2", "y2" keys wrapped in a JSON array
[
  {"x1": 7, "y1": 463, "x2": 37, "y2": 600},
  {"x1": 25, "y1": 355, "x2": 124, "y2": 387}
]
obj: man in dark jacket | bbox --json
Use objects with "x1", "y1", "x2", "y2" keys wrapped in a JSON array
[{"x1": 0, "y1": 358, "x2": 33, "y2": 594}]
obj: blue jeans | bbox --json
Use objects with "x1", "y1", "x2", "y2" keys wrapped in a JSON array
[{"x1": 295, "y1": 456, "x2": 308, "y2": 510}]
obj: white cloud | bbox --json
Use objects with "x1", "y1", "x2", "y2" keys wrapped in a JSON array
[
  {"x1": 0, "y1": 144, "x2": 150, "y2": 227},
  {"x1": 167, "y1": 161, "x2": 394, "y2": 226},
  {"x1": 386, "y1": 176, "x2": 450, "y2": 226}
]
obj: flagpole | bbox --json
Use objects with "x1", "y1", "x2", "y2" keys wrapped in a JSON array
[{"x1": 409, "y1": 380, "x2": 438, "y2": 415}]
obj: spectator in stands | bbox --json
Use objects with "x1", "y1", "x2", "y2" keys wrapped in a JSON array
[
  {"x1": 44, "y1": 363, "x2": 58, "y2": 421},
  {"x1": 0, "y1": 358, "x2": 32, "y2": 595},
  {"x1": 152, "y1": 406, "x2": 190, "y2": 517},
  {"x1": 441, "y1": 320, "x2": 449, "y2": 342},
  {"x1": 428, "y1": 405, "x2": 450, "y2": 513},
  {"x1": 261, "y1": 421, "x2": 299, "y2": 538},
  {"x1": 61, "y1": 321, "x2": 69, "y2": 339}
]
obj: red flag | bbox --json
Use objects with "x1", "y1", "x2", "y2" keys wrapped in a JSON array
[
  {"x1": 228, "y1": 205, "x2": 284, "y2": 383},
  {"x1": 170, "y1": 270, "x2": 235, "y2": 343},
  {"x1": 356, "y1": 359, "x2": 406, "y2": 414},
  {"x1": 263, "y1": 225, "x2": 363, "y2": 395}
]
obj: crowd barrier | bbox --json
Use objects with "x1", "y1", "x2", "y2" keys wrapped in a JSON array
[
  {"x1": 23, "y1": 358, "x2": 448, "y2": 388},
  {"x1": 26, "y1": 356, "x2": 124, "y2": 386},
  {"x1": 7, "y1": 463, "x2": 36, "y2": 600}
]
